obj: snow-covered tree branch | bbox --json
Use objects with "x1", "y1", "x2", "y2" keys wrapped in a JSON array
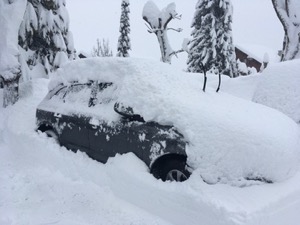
[
  {"x1": 18, "y1": 0, "x2": 76, "y2": 78},
  {"x1": 142, "y1": 1, "x2": 184, "y2": 63},
  {"x1": 0, "y1": 0, "x2": 26, "y2": 107},
  {"x1": 272, "y1": 0, "x2": 300, "y2": 61}
]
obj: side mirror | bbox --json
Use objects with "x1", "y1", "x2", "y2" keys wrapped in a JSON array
[{"x1": 114, "y1": 102, "x2": 145, "y2": 122}]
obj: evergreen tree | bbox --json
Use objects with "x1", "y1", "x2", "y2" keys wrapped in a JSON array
[
  {"x1": 18, "y1": 0, "x2": 76, "y2": 78},
  {"x1": 187, "y1": 0, "x2": 237, "y2": 77},
  {"x1": 117, "y1": 0, "x2": 131, "y2": 57}
]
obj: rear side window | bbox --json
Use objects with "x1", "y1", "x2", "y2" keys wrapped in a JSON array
[
  {"x1": 64, "y1": 84, "x2": 92, "y2": 106},
  {"x1": 89, "y1": 82, "x2": 116, "y2": 107},
  {"x1": 96, "y1": 82, "x2": 116, "y2": 105}
]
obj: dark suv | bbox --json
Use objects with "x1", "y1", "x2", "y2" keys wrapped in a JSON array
[{"x1": 36, "y1": 80, "x2": 190, "y2": 181}]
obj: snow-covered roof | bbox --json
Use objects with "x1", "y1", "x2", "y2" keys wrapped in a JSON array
[{"x1": 235, "y1": 44, "x2": 279, "y2": 63}]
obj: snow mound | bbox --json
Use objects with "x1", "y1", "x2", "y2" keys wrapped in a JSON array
[
  {"x1": 253, "y1": 59, "x2": 300, "y2": 124},
  {"x1": 50, "y1": 57, "x2": 300, "y2": 185}
]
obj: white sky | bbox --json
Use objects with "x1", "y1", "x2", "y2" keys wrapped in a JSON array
[{"x1": 67, "y1": 0, "x2": 283, "y2": 69}]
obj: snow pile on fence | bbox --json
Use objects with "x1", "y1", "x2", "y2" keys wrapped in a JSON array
[
  {"x1": 50, "y1": 57, "x2": 300, "y2": 185},
  {"x1": 253, "y1": 59, "x2": 300, "y2": 124}
]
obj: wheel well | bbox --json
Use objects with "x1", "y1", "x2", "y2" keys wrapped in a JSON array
[
  {"x1": 37, "y1": 124, "x2": 54, "y2": 132},
  {"x1": 150, "y1": 153, "x2": 187, "y2": 174}
]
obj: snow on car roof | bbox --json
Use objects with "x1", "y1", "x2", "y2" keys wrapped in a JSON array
[{"x1": 48, "y1": 57, "x2": 300, "y2": 185}]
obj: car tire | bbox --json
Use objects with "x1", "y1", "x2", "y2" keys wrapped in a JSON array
[
  {"x1": 152, "y1": 158, "x2": 190, "y2": 182},
  {"x1": 44, "y1": 129, "x2": 59, "y2": 144}
]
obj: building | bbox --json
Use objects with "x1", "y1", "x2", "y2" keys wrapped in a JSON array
[{"x1": 235, "y1": 45, "x2": 264, "y2": 73}]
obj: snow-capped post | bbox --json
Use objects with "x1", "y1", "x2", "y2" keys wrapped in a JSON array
[
  {"x1": 142, "y1": 1, "x2": 184, "y2": 64},
  {"x1": 117, "y1": 0, "x2": 131, "y2": 57},
  {"x1": 0, "y1": 0, "x2": 26, "y2": 107},
  {"x1": 260, "y1": 53, "x2": 269, "y2": 72},
  {"x1": 199, "y1": 62, "x2": 207, "y2": 92},
  {"x1": 18, "y1": 0, "x2": 76, "y2": 78},
  {"x1": 216, "y1": 69, "x2": 222, "y2": 93},
  {"x1": 187, "y1": 0, "x2": 238, "y2": 77},
  {"x1": 272, "y1": 0, "x2": 300, "y2": 61}
]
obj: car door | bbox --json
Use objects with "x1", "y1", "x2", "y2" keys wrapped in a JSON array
[
  {"x1": 55, "y1": 83, "x2": 92, "y2": 153},
  {"x1": 87, "y1": 82, "x2": 137, "y2": 162}
]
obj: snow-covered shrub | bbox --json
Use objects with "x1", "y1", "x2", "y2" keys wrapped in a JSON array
[{"x1": 92, "y1": 39, "x2": 113, "y2": 57}]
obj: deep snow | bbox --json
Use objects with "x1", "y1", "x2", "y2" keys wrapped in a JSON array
[
  {"x1": 1, "y1": 59, "x2": 300, "y2": 225},
  {"x1": 1, "y1": 0, "x2": 300, "y2": 224},
  {"x1": 253, "y1": 59, "x2": 300, "y2": 124}
]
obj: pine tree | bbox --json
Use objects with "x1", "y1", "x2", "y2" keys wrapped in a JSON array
[
  {"x1": 117, "y1": 0, "x2": 131, "y2": 57},
  {"x1": 187, "y1": 0, "x2": 237, "y2": 77},
  {"x1": 18, "y1": 0, "x2": 76, "y2": 78}
]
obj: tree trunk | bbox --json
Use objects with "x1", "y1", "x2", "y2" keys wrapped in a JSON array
[
  {"x1": 156, "y1": 30, "x2": 172, "y2": 63},
  {"x1": 2, "y1": 75, "x2": 20, "y2": 108},
  {"x1": 272, "y1": 0, "x2": 300, "y2": 61}
]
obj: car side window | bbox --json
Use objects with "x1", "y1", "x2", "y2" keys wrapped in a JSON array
[
  {"x1": 97, "y1": 82, "x2": 115, "y2": 104},
  {"x1": 64, "y1": 84, "x2": 92, "y2": 106},
  {"x1": 89, "y1": 82, "x2": 115, "y2": 106},
  {"x1": 50, "y1": 86, "x2": 67, "y2": 100}
]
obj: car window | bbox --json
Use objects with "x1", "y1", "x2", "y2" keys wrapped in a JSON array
[
  {"x1": 91, "y1": 82, "x2": 116, "y2": 106},
  {"x1": 50, "y1": 86, "x2": 67, "y2": 100},
  {"x1": 64, "y1": 84, "x2": 92, "y2": 106}
]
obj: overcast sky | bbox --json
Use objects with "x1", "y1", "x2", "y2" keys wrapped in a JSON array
[{"x1": 67, "y1": 0, "x2": 283, "y2": 69}]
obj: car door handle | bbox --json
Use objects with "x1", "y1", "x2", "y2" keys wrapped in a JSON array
[
  {"x1": 54, "y1": 113, "x2": 62, "y2": 118},
  {"x1": 89, "y1": 118, "x2": 100, "y2": 130}
]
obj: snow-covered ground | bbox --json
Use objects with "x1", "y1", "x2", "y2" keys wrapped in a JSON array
[
  {"x1": 1, "y1": 59, "x2": 300, "y2": 225},
  {"x1": 1, "y1": 0, "x2": 299, "y2": 224}
]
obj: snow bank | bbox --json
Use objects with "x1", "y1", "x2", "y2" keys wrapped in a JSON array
[
  {"x1": 50, "y1": 57, "x2": 300, "y2": 184},
  {"x1": 1, "y1": 77, "x2": 300, "y2": 225},
  {"x1": 253, "y1": 59, "x2": 300, "y2": 124}
]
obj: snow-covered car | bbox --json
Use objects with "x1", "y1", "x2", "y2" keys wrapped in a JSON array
[
  {"x1": 36, "y1": 57, "x2": 300, "y2": 185},
  {"x1": 36, "y1": 68, "x2": 190, "y2": 182}
]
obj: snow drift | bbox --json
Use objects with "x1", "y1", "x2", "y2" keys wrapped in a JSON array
[
  {"x1": 253, "y1": 59, "x2": 300, "y2": 124},
  {"x1": 50, "y1": 57, "x2": 300, "y2": 185}
]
